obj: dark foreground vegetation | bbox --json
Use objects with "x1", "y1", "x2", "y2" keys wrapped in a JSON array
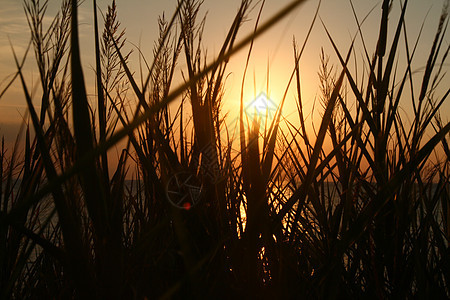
[{"x1": 1, "y1": 0, "x2": 449, "y2": 298}]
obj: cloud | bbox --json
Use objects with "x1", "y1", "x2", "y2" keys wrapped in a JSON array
[
  {"x1": 0, "y1": 45, "x2": 27, "y2": 59},
  {"x1": 0, "y1": 1, "x2": 30, "y2": 73},
  {"x1": 0, "y1": 117, "x2": 28, "y2": 142},
  {"x1": 0, "y1": 1, "x2": 66, "y2": 40},
  {"x1": 0, "y1": 2, "x2": 28, "y2": 35}
]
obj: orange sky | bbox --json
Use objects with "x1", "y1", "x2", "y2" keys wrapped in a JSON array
[{"x1": 0, "y1": 0, "x2": 449, "y2": 150}]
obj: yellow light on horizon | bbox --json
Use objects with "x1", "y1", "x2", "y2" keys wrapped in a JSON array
[{"x1": 244, "y1": 92, "x2": 278, "y2": 121}]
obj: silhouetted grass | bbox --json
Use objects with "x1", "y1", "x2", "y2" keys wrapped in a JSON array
[{"x1": 0, "y1": 0, "x2": 449, "y2": 298}]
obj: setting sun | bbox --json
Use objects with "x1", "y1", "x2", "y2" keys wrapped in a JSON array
[{"x1": 244, "y1": 92, "x2": 278, "y2": 120}]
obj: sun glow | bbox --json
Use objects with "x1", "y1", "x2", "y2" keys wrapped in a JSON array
[
  {"x1": 244, "y1": 92, "x2": 278, "y2": 120},
  {"x1": 241, "y1": 92, "x2": 280, "y2": 134}
]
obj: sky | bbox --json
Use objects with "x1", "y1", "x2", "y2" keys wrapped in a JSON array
[{"x1": 0, "y1": 0, "x2": 449, "y2": 146}]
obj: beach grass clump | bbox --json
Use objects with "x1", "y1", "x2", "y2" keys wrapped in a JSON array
[{"x1": 0, "y1": 0, "x2": 449, "y2": 298}]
